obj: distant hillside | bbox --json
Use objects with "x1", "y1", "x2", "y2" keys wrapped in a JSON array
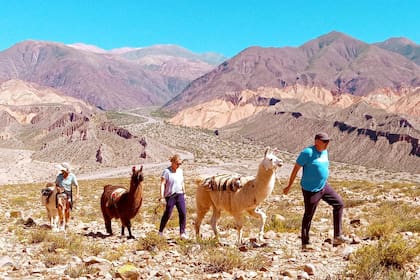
[
  {"x1": 219, "y1": 99, "x2": 420, "y2": 174},
  {"x1": 0, "y1": 41, "x2": 223, "y2": 109},
  {"x1": 118, "y1": 44, "x2": 226, "y2": 65},
  {"x1": 0, "y1": 79, "x2": 172, "y2": 168},
  {"x1": 375, "y1": 37, "x2": 420, "y2": 65}
]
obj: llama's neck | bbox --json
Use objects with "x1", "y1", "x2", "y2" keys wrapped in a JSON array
[
  {"x1": 254, "y1": 164, "x2": 276, "y2": 196},
  {"x1": 126, "y1": 183, "x2": 143, "y2": 207},
  {"x1": 128, "y1": 182, "x2": 142, "y2": 196}
]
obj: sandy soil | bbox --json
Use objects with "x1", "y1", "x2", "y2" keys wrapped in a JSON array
[
  {"x1": 0, "y1": 147, "x2": 293, "y2": 185},
  {"x1": 1, "y1": 146, "x2": 418, "y2": 187}
]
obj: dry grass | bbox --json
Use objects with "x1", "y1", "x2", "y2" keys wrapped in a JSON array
[
  {"x1": 1, "y1": 109, "x2": 419, "y2": 279},
  {"x1": 2, "y1": 176, "x2": 418, "y2": 278},
  {"x1": 347, "y1": 235, "x2": 420, "y2": 279}
]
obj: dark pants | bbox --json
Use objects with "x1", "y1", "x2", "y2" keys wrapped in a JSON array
[
  {"x1": 301, "y1": 183, "x2": 344, "y2": 245},
  {"x1": 159, "y1": 193, "x2": 186, "y2": 234}
]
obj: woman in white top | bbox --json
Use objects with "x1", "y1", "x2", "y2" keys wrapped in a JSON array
[{"x1": 158, "y1": 154, "x2": 187, "y2": 238}]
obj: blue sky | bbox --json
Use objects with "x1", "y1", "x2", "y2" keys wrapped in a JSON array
[{"x1": 1, "y1": 0, "x2": 419, "y2": 57}]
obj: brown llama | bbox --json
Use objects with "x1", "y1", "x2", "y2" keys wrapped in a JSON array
[
  {"x1": 195, "y1": 149, "x2": 283, "y2": 245},
  {"x1": 100, "y1": 166, "x2": 144, "y2": 239},
  {"x1": 40, "y1": 182, "x2": 60, "y2": 231}
]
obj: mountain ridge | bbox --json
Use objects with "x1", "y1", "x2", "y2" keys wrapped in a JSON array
[
  {"x1": 164, "y1": 31, "x2": 420, "y2": 113},
  {"x1": 0, "y1": 41, "x2": 224, "y2": 109}
]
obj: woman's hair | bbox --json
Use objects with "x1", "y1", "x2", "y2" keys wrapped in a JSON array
[{"x1": 169, "y1": 154, "x2": 182, "y2": 163}]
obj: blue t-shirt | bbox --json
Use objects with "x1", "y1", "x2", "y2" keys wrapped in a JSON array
[
  {"x1": 296, "y1": 146, "x2": 329, "y2": 192},
  {"x1": 56, "y1": 172, "x2": 78, "y2": 192}
]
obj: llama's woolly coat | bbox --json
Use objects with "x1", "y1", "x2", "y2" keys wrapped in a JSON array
[
  {"x1": 100, "y1": 166, "x2": 144, "y2": 239},
  {"x1": 41, "y1": 183, "x2": 65, "y2": 231},
  {"x1": 195, "y1": 149, "x2": 283, "y2": 244}
]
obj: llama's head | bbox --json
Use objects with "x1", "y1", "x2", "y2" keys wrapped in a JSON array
[
  {"x1": 131, "y1": 165, "x2": 144, "y2": 187},
  {"x1": 262, "y1": 149, "x2": 283, "y2": 171}
]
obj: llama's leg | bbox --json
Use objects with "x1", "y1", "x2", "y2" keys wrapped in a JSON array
[
  {"x1": 47, "y1": 210, "x2": 52, "y2": 227},
  {"x1": 232, "y1": 213, "x2": 245, "y2": 245},
  {"x1": 65, "y1": 202, "x2": 70, "y2": 229},
  {"x1": 121, "y1": 219, "x2": 134, "y2": 239},
  {"x1": 58, "y1": 204, "x2": 64, "y2": 231},
  {"x1": 247, "y1": 208, "x2": 266, "y2": 242},
  {"x1": 195, "y1": 207, "x2": 208, "y2": 240},
  {"x1": 58, "y1": 208, "x2": 63, "y2": 231},
  {"x1": 210, "y1": 208, "x2": 221, "y2": 240},
  {"x1": 195, "y1": 187, "x2": 212, "y2": 240},
  {"x1": 104, "y1": 217, "x2": 113, "y2": 235},
  {"x1": 127, "y1": 223, "x2": 134, "y2": 239},
  {"x1": 52, "y1": 214, "x2": 59, "y2": 232}
]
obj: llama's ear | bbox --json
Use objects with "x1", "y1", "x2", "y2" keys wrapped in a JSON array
[
  {"x1": 139, "y1": 165, "x2": 143, "y2": 172},
  {"x1": 132, "y1": 166, "x2": 136, "y2": 173},
  {"x1": 265, "y1": 148, "x2": 270, "y2": 156}
]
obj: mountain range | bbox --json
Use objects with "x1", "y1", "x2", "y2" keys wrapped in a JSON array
[
  {"x1": 164, "y1": 31, "x2": 420, "y2": 113},
  {"x1": 0, "y1": 41, "x2": 225, "y2": 110},
  {"x1": 0, "y1": 31, "x2": 419, "y2": 173}
]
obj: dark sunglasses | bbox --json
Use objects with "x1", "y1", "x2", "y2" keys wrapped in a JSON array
[{"x1": 321, "y1": 140, "x2": 330, "y2": 144}]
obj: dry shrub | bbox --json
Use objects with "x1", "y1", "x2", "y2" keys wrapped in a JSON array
[
  {"x1": 204, "y1": 247, "x2": 243, "y2": 273},
  {"x1": 28, "y1": 228, "x2": 48, "y2": 243},
  {"x1": 135, "y1": 231, "x2": 168, "y2": 253},
  {"x1": 365, "y1": 201, "x2": 420, "y2": 239},
  {"x1": 264, "y1": 213, "x2": 300, "y2": 233},
  {"x1": 204, "y1": 247, "x2": 268, "y2": 273},
  {"x1": 347, "y1": 234, "x2": 420, "y2": 279},
  {"x1": 103, "y1": 244, "x2": 131, "y2": 261},
  {"x1": 65, "y1": 264, "x2": 98, "y2": 278}
]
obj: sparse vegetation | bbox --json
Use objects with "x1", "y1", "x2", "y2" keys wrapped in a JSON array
[
  {"x1": 347, "y1": 235, "x2": 420, "y2": 279},
  {"x1": 1, "y1": 174, "x2": 418, "y2": 279},
  {"x1": 365, "y1": 201, "x2": 420, "y2": 239},
  {"x1": 135, "y1": 231, "x2": 169, "y2": 253},
  {"x1": 0, "y1": 110, "x2": 419, "y2": 279}
]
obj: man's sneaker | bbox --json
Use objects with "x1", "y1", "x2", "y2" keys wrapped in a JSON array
[
  {"x1": 333, "y1": 235, "x2": 351, "y2": 246},
  {"x1": 180, "y1": 233, "x2": 189, "y2": 239},
  {"x1": 301, "y1": 244, "x2": 315, "y2": 251}
]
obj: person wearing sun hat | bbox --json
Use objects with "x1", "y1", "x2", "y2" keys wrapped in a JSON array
[
  {"x1": 55, "y1": 162, "x2": 80, "y2": 210},
  {"x1": 158, "y1": 154, "x2": 188, "y2": 239},
  {"x1": 283, "y1": 132, "x2": 350, "y2": 250}
]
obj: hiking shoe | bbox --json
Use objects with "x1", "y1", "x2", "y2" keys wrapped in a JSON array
[
  {"x1": 180, "y1": 233, "x2": 189, "y2": 240},
  {"x1": 301, "y1": 244, "x2": 315, "y2": 251},
  {"x1": 333, "y1": 235, "x2": 351, "y2": 246}
]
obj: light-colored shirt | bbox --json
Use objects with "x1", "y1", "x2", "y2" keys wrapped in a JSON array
[
  {"x1": 161, "y1": 167, "x2": 184, "y2": 197},
  {"x1": 55, "y1": 172, "x2": 78, "y2": 192},
  {"x1": 296, "y1": 146, "x2": 329, "y2": 192}
]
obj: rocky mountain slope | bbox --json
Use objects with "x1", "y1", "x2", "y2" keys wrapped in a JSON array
[
  {"x1": 164, "y1": 31, "x2": 420, "y2": 113},
  {"x1": 0, "y1": 80, "x2": 173, "y2": 184},
  {"x1": 164, "y1": 32, "x2": 420, "y2": 174},
  {"x1": 0, "y1": 41, "x2": 223, "y2": 109},
  {"x1": 375, "y1": 37, "x2": 420, "y2": 65},
  {"x1": 216, "y1": 99, "x2": 420, "y2": 174}
]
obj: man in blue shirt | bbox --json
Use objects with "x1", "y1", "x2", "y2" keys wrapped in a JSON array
[{"x1": 283, "y1": 132, "x2": 350, "y2": 250}]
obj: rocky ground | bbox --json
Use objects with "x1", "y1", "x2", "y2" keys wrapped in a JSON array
[{"x1": 0, "y1": 108, "x2": 419, "y2": 279}]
